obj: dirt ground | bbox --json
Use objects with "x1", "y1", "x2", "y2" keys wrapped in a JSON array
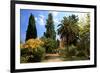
[{"x1": 43, "y1": 54, "x2": 63, "y2": 62}]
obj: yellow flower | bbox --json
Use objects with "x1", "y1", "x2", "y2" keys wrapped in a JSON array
[{"x1": 20, "y1": 38, "x2": 44, "y2": 49}]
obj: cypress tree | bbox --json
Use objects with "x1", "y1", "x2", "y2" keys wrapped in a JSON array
[
  {"x1": 44, "y1": 13, "x2": 56, "y2": 40},
  {"x1": 25, "y1": 13, "x2": 37, "y2": 41}
]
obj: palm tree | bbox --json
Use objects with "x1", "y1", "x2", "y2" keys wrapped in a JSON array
[{"x1": 57, "y1": 15, "x2": 79, "y2": 47}]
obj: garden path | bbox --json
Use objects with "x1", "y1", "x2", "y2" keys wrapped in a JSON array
[{"x1": 43, "y1": 53, "x2": 63, "y2": 62}]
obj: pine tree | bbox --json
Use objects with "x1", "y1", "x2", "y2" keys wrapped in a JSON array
[
  {"x1": 25, "y1": 13, "x2": 37, "y2": 41},
  {"x1": 44, "y1": 13, "x2": 56, "y2": 40}
]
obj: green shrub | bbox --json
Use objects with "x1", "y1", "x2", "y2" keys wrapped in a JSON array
[
  {"x1": 20, "y1": 46, "x2": 45, "y2": 63},
  {"x1": 20, "y1": 39, "x2": 46, "y2": 63},
  {"x1": 41, "y1": 38, "x2": 57, "y2": 53},
  {"x1": 68, "y1": 45, "x2": 77, "y2": 57},
  {"x1": 29, "y1": 46, "x2": 46, "y2": 62},
  {"x1": 60, "y1": 45, "x2": 77, "y2": 58},
  {"x1": 20, "y1": 56, "x2": 29, "y2": 63},
  {"x1": 20, "y1": 48, "x2": 29, "y2": 63},
  {"x1": 21, "y1": 48, "x2": 29, "y2": 56},
  {"x1": 76, "y1": 51, "x2": 86, "y2": 57}
]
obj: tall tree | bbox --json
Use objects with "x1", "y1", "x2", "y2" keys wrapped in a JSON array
[
  {"x1": 78, "y1": 13, "x2": 90, "y2": 57},
  {"x1": 25, "y1": 13, "x2": 37, "y2": 41},
  {"x1": 44, "y1": 13, "x2": 56, "y2": 40},
  {"x1": 57, "y1": 15, "x2": 79, "y2": 46}
]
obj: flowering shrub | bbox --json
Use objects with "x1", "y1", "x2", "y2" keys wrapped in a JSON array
[
  {"x1": 21, "y1": 39, "x2": 44, "y2": 49},
  {"x1": 20, "y1": 39, "x2": 45, "y2": 63},
  {"x1": 28, "y1": 46, "x2": 45, "y2": 62}
]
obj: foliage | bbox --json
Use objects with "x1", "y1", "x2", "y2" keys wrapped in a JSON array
[
  {"x1": 64, "y1": 45, "x2": 77, "y2": 57},
  {"x1": 20, "y1": 39, "x2": 45, "y2": 63},
  {"x1": 59, "y1": 45, "x2": 89, "y2": 61},
  {"x1": 20, "y1": 56, "x2": 29, "y2": 63},
  {"x1": 20, "y1": 47, "x2": 29, "y2": 57},
  {"x1": 22, "y1": 39, "x2": 44, "y2": 49},
  {"x1": 76, "y1": 51, "x2": 86, "y2": 57},
  {"x1": 44, "y1": 13, "x2": 56, "y2": 40},
  {"x1": 25, "y1": 13, "x2": 37, "y2": 41},
  {"x1": 77, "y1": 14, "x2": 90, "y2": 58},
  {"x1": 67, "y1": 45, "x2": 77, "y2": 56},
  {"x1": 59, "y1": 14, "x2": 90, "y2": 60},
  {"x1": 41, "y1": 38, "x2": 58, "y2": 53},
  {"x1": 27, "y1": 46, "x2": 45, "y2": 62},
  {"x1": 57, "y1": 15, "x2": 79, "y2": 46}
]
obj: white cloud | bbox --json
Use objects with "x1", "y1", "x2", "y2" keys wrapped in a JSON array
[
  {"x1": 52, "y1": 12, "x2": 58, "y2": 17},
  {"x1": 38, "y1": 15, "x2": 45, "y2": 25},
  {"x1": 39, "y1": 15, "x2": 45, "y2": 19},
  {"x1": 35, "y1": 17, "x2": 37, "y2": 21},
  {"x1": 54, "y1": 18, "x2": 60, "y2": 24}
]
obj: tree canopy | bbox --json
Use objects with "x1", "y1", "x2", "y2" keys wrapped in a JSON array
[{"x1": 57, "y1": 14, "x2": 79, "y2": 46}]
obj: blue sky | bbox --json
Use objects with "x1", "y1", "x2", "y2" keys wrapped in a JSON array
[{"x1": 20, "y1": 9, "x2": 87, "y2": 43}]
